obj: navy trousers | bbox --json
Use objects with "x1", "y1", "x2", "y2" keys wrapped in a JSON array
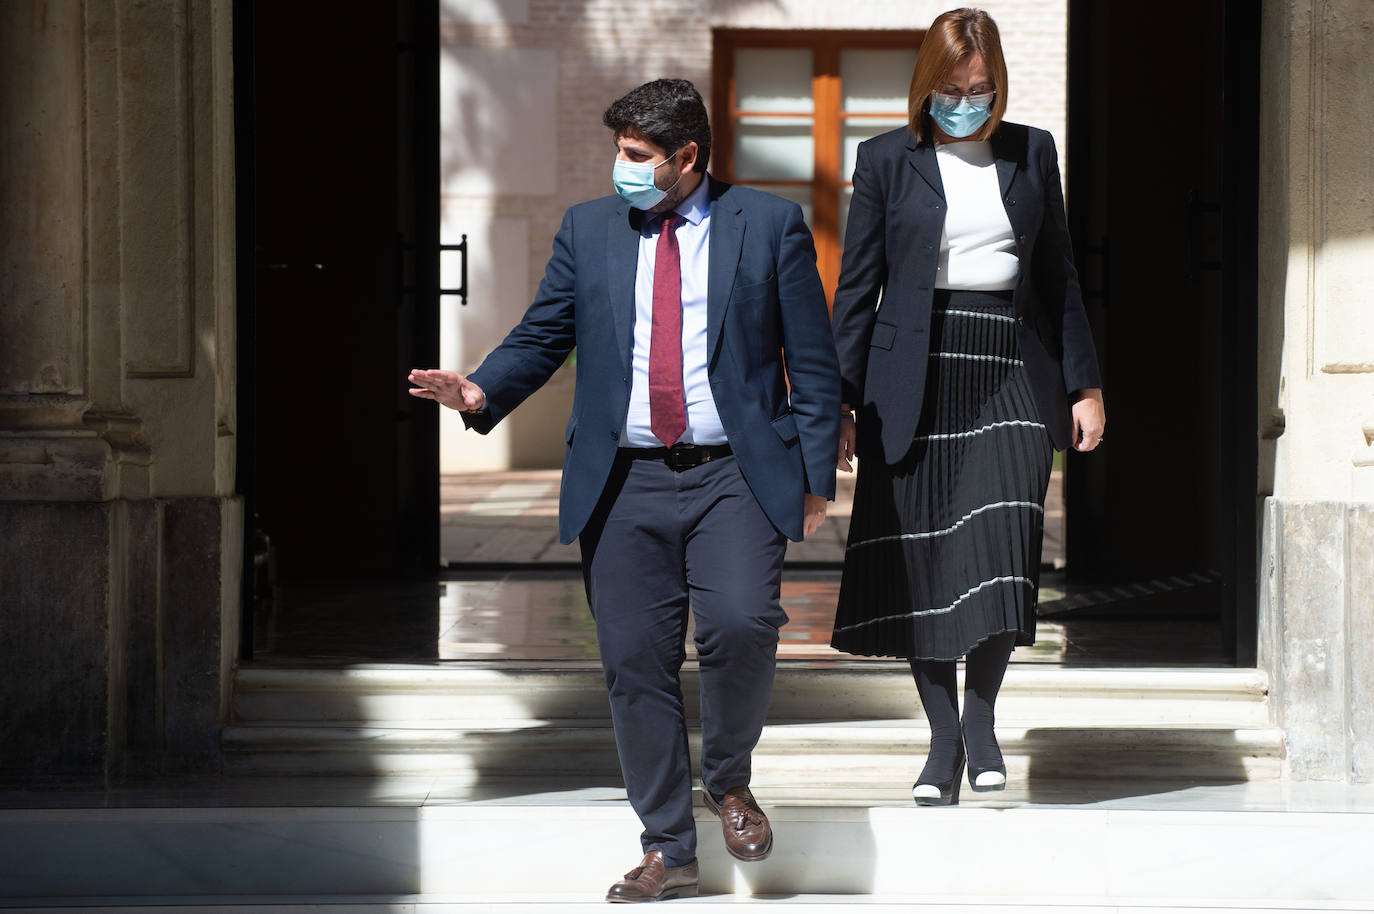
[{"x1": 579, "y1": 452, "x2": 788, "y2": 865}]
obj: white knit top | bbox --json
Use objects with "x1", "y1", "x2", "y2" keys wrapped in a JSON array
[{"x1": 934, "y1": 140, "x2": 1019, "y2": 291}]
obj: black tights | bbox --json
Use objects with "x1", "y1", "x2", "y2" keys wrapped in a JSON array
[{"x1": 909, "y1": 631, "x2": 1016, "y2": 781}]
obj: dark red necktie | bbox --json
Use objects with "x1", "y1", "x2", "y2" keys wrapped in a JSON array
[{"x1": 649, "y1": 213, "x2": 686, "y2": 447}]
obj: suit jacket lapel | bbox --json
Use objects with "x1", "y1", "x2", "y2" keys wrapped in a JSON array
[
  {"x1": 993, "y1": 134, "x2": 1018, "y2": 201},
  {"x1": 606, "y1": 202, "x2": 641, "y2": 373},
  {"x1": 707, "y1": 177, "x2": 743, "y2": 365},
  {"x1": 906, "y1": 136, "x2": 944, "y2": 199},
  {"x1": 996, "y1": 155, "x2": 1017, "y2": 201},
  {"x1": 990, "y1": 127, "x2": 1029, "y2": 249}
]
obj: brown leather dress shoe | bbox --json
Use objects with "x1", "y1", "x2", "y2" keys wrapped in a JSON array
[
  {"x1": 605, "y1": 850, "x2": 699, "y2": 903},
  {"x1": 702, "y1": 786, "x2": 773, "y2": 861}
]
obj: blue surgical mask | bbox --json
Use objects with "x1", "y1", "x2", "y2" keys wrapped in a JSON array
[
  {"x1": 929, "y1": 92, "x2": 993, "y2": 139},
  {"x1": 612, "y1": 151, "x2": 683, "y2": 210}
]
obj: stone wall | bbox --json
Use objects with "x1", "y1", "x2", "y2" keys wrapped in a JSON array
[
  {"x1": 1258, "y1": 0, "x2": 1374, "y2": 781},
  {"x1": 0, "y1": 0, "x2": 239, "y2": 780}
]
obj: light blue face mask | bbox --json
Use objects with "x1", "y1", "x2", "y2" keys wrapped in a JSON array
[
  {"x1": 612, "y1": 150, "x2": 683, "y2": 210},
  {"x1": 929, "y1": 92, "x2": 994, "y2": 139}
]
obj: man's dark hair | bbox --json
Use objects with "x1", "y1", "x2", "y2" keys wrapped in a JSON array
[{"x1": 602, "y1": 79, "x2": 711, "y2": 173}]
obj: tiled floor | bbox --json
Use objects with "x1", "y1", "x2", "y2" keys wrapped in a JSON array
[
  {"x1": 254, "y1": 568, "x2": 1226, "y2": 665},
  {"x1": 255, "y1": 468, "x2": 1224, "y2": 665},
  {"x1": 441, "y1": 469, "x2": 1066, "y2": 567}
]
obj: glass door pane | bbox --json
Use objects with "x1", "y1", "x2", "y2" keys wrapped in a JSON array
[
  {"x1": 840, "y1": 49, "x2": 918, "y2": 113},
  {"x1": 735, "y1": 117, "x2": 815, "y2": 182},
  {"x1": 735, "y1": 49, "x2": 814, "y2": 112},
  {"x1": 839, "y1": 48, "x2": 914, "y2": 184}
]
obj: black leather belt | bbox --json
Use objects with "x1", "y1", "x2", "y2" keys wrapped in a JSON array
[{"x1": 620, "y1": 442, "x2": 732, "y2": 470}]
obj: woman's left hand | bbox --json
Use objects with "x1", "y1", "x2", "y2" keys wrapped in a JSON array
[{"x1": 1071, "y1": 388, "x2": 1106, "y2": 451}]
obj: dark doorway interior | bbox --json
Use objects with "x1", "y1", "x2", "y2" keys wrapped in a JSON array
[
  {"x1": 235, "y1": 0, "x2": 441, "y2": 658},
  {"x1": 1063, "y1": 0, "x2": 1260, "y2": 664}
]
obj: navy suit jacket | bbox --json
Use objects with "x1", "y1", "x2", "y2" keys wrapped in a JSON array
[
  {"x1": 832, "y1": 123, "x2": 1102, "y2": 463},
  {"x1": 464, "y1": 176, "x2": 840, "y2": 544}
]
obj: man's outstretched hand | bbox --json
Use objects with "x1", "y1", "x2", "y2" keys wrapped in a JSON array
[
  {"x1": 800, "y1": 492, "x2": 828, "y2": 539},
  {"x1": 408, "y1": 369, "x2": 486, "y2": 413}
]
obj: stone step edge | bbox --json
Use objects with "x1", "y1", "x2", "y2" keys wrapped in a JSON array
[
  {"x1": 234, "y1": 665, "x2": 1270, "y2": 698},
  {"x1": 6, "y1": 803, "x2": 1359, "y2": 825},
  {"x1": 24, "y1": 804, "x2": 1368, "y2": 901},
  {"x1": 5, "y1": 807, "x2": 1363, "y2": 903},
  {"x1": 223, "y1": 717, "x2": 1280, "y2": 732},
  {"x1": 232, "y1": 695, "x2": 1273, "y2": 727},
  {"x1": 221, "y1": 723, "x2": 1285, "y2": 752},
  {"x1": 2, "y1": 898, "x2": 1365, "y2": 913}
]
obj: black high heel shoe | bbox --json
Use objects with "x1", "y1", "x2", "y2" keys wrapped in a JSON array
[
  {"x1": 962, "y1": 723, "x2": 1007, "y2": 792},
  {"x1": 912, "y1": 741, "x2": 965, "y2": 806}
]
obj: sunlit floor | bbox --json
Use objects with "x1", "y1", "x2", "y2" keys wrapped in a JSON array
[
  {"x1": 253, "y1": 568, "x2": 1227, "y2": 666},
  {"x1": 6, "y1": 774, "x2": 1374, "y2": 813},
  {"x1": 440, "y1": 468, "x2": 1064, "y2": 567},
  {"x1": 256, "y1": 468, "x2": 1226, "y2": 665}
]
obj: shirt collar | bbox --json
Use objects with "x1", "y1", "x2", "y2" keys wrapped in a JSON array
[{"x1": 671, "y1": 173, "x2": 711, "y2": 226}]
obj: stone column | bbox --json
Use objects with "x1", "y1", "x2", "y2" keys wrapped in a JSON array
[
  {"x1": 1258, "y1": 0, "x2": 1374, "y2": 781},
  {"x1": 0, "y1": 0, "x2": 240, "y2": 780}
]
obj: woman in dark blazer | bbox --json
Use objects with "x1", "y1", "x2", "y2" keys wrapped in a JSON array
[{"x1": 830, "y1": 8, "x2": 1105, "y2": 804}]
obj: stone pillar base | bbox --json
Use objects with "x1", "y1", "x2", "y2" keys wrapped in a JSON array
[
  {"x1": 0, "y1": 496, "x2": 242, "y2": 782},
  {"x1": 1260, "y1": 498, "x2": 1374, "y2": 781}
]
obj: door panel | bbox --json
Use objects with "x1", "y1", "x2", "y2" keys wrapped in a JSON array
[
  {"x1": 239, "y1": 0, "x2": 439, "y2": 586},
  {"x1": 1065, "y1": 0, "x2": 1259, "y2": 661}
]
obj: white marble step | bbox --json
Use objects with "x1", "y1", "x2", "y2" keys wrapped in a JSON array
[
  {"x1": 227, "y1": 665, "x2": 1279, "y2": 781},
  {"x1": 3, "y1": 802, "x2": 1370, "y2": 908},
  {"x1": 221, "y1": 719, "x2": 1283, "y2": 780},
  {"x1": 233, "y1": 665, "x2": 1272, "y2": 728},
  {"x1": 4, "y1": 902, "x2": 1366, "y2": 912}
]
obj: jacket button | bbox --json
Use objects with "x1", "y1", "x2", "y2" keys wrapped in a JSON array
[
  {"x1": 610, "y1": 430, "x2": 619, "y2": 440},
  {"x1": 1008, "y1": 198, "x2": 1016, "y2": 206},
  {"x1": 1016, "y1": 316, "x2": 1026, "y2": 327}
]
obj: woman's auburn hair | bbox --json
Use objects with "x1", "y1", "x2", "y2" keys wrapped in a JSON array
[{"x1": 907, "y1": 7, "x2": 1009, "y2": 144}]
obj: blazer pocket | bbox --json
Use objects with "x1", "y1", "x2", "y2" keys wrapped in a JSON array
[
  {"x1": 869, "y1": 320, "x2": 898, "y2": 350},
  {"x1": 770, "y1": 411, "x2": 799, "y2": 444},
  {"x1": 732, "y1": 275, "x2": 775, "y2": 302}
]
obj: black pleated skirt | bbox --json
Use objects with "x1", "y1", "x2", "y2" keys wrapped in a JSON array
[{"x1": 831, "y1": 289, "x2": 1054, "y2": 661}]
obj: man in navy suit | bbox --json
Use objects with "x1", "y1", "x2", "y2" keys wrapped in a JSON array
[{"x1": 409, "y1": 79, "x2": 840, "y2": 902}]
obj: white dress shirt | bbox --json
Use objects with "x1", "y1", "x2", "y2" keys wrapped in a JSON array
[
  {"x1": 934, "y1": 140, "x2": 1020, "y2": 291},
  {"x1": 622, "y1": 176, "x2": 726, "y2": 447}
]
